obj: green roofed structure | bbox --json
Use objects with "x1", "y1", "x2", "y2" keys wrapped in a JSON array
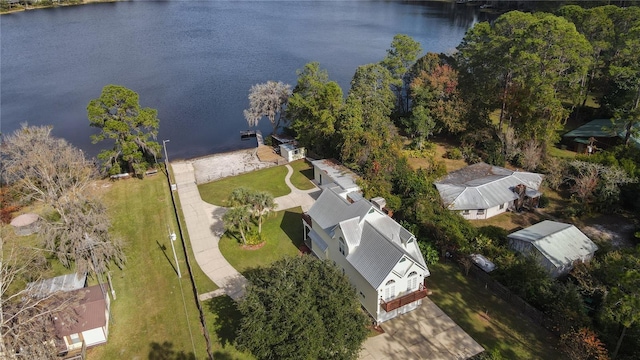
[{"x1": 563, "y1": 119, "x2": 640, "y2": 153}]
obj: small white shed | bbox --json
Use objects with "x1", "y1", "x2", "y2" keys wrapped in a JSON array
[{"x1": 279, "y1": 143, "x2": 306, "y2": 162}]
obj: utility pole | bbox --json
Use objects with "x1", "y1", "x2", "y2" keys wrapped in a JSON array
[
  {"x1": 162, "y1": 139, "x2": 170, "y2": 170},
  {"x1": 168, "y1": 226, "x2": 181, "y2": 278}
]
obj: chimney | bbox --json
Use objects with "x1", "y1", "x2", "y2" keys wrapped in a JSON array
[{"x1": 371, "y1": 197, "x2": 386, "y2": 210}]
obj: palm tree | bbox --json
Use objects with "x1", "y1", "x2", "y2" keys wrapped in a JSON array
[
  {"x1": 228, "y1": 187, "x2": 252, "y2": 207},
  {"x1": 251, "y1": 191, "x2": 276, "y2": 234},
  {"x1": 222, "y1": 206, "x2": 251, "y2": 244}
]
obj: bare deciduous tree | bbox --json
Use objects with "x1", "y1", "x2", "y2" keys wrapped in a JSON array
[
  {"x1": 0, "y1": 242, "x2": 79, "y2": 359},
  {"x1": 540, "y1": 156, "x2": 566, "y2": 191},
  {"x1": 1, "y1": 124, "x2": 125, "y2": 276},
  {"x1": 520, "y1": 139, "x2": 542, "y2": 171},
  {"x1": 566, "y1": 161, "x2": 635, "y2": 206},
  {"x1": 42, "y1": 198, "x2": 125, "y2": 275},
  {"x1": 1, "y1": 124, "x2": 96, "y2": 208},
  {"x1": 503, "y1": 127, "x2": 519, "y2": 161},
  {"x1": 243, "y1": 81, "x2": 292, "y2": 132}
]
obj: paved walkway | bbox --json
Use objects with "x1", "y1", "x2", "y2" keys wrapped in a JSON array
[
  {"x1": 172, "y1": 160, "x2": 318, "y2": 301},
  {"x1": 274, "y1": 164, "x2": 320, "y2": 212},
  {"x1": 172, "y1": 161, "x2": 247, "y2": 301},
  {"x1": 359, "y1": 298, "x2": 484, "y2": 360}
]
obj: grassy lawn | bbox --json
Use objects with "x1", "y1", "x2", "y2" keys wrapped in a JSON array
[
  {"x1": 470, "y1": 210, "x2": 547, "y2": 233},
  {"x1": 289, "y1": 159, "x2": 315, "y2": 190},
  {"x1": 198, "y1": 166, "x2": 290, "y2": 206},
  {"x1": 205, "y1": 206, "x2": 304, "y2": 359},
  {"x1": 219, "y1": 207, "x2": 303, "y2": 274},
  {"x1": 428, "y1": 262, "x2": 562, "y2": 359},
  {"x1": 407, "y1": 138, "x2": 467, "y2": 173},
  {"x1": 89, "y1": 176, "x2": 207, "y2": 359},
  {"x1": 548, "y1": 145, "x2": 577, "y2": 159}
]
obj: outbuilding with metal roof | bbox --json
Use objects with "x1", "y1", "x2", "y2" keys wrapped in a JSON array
[{"x1": 508, "y1": 220, "x2": 598, "y2": 277}]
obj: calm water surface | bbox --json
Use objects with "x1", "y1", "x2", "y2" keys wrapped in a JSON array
[{"x1": 1, "y1": 1, "x2": 491, "y2": 159}]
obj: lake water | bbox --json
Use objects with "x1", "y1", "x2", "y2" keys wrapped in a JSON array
[{"x1": 1, "y1": 0, "x2": 492, "y2": 160}]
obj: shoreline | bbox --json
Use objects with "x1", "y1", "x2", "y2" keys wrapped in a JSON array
[
  {"x1": 175, "y1": 148, "x2": 277, "y2": 185},
  {"x1": 1, "y1": 0, "x2": 122, "y2": 15}
]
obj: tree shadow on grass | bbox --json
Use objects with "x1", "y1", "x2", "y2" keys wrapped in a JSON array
[
  {"x1": 280, "y1": 210, "x2": 304, "y2": 249},
  {"x1": 148, "y1": 341, "x2": 195, "y2": 360},
  {"x1": 211, "y1": 351, "x2": 235, "y2": 360},
  {"x1": 205, "y1": 295, "x2": 243, "y2": 347}
]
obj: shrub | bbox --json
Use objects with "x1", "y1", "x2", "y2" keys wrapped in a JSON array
[
  {"x1": 538, "y1": 195, "x2": 549, "y2": 208},
  {"x1": 418, "y1": 241, "x2": 439, "y2": 265},
  {"x1": 444, "y1": 147, "x2": 463, "y2": 160}
]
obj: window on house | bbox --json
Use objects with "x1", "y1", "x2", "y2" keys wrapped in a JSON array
[
  {"x1": 384, "y1": 280, "x2": 396, "y2": 300},
  {"x1": 399, "y1": 257, "x2": 406, "y2": 263},
  {"x1": 407, "y1": 271, "x2": 418, "y2": 292},
  {"x1": 359, "y1": 291, "x2": 365, "y2": 298},
  {"x1": 499, "y1": 203, "x2": 504, "y2": 210},
  {"x1": 462, "y1": 210, "x2": 470, "y2": 215},
  {"x1": 477, "y1": 209, "x2": 485, "y2": 215},
  {"x1": 338, "y1": 237, "x2": 347, "y2": 256},
  {"x1": 69, "y1": 333, "x2": 82, "y2": 345}
]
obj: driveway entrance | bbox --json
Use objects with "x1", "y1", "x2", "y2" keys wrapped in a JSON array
[{"x1": 359, "y1": 298, "x2": 484, "y2": 360}]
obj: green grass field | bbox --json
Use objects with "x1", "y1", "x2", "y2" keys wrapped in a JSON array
[
  {"x1": 218, "y1": 207, "x2": 303, "y2": 274},
  {"x1": 428, "y1": 262, "x2": 562, "y2": 359},
  {"x1": 288, "y1": 159, "x2": 315, "y2": 190},
  {"x1": 198, "y1": 166, "x2": 290, "y2": 206},
  {"x1": 89, "y1": 176, "x2": 207, "y2": 359}
]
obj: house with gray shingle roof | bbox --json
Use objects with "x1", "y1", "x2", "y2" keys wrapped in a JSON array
[
  {"x1": 303, "y1": 185, "x2": 429, "y2": 324},
  {"x1": 508, "y1": 221, "x2": 598, "y2": 277},
  {"x1": 435, "y1": 163, "x2": 544, "y2": 220}
]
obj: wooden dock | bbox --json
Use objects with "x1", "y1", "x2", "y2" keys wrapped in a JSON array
[{"x1": 240, "y1": 130, "x2": 264, "y2": 146}]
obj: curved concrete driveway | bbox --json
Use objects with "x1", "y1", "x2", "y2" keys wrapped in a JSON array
[
  {"x1": 172, "y1": 161, "x2": 317, "y2": 301},
  {"x1": 172, "y1": 161, "x2": 247, "y2": 301}
]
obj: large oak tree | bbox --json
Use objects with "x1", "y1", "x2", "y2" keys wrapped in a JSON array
[
  {"x1": 236, "y1": 256, "x2": 369, "y2": 360},
  {"x1": 456, "y1": 11, "x2": 592, "y2": 147},
  {"x1": 88, "y1": 84, "x2": 161, "y2": 176}
]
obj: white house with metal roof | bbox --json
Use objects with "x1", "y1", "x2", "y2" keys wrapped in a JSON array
[
  {"x1": 508, "y1": 221, "x2": 598, "y2": 277},
  {"x1": 302, "y1": 186, "x2": 429, "y2": 324},
  {"x1": 311, "y1": 159, "x2": 360, "y2": 196},
  {"x1": 435, "y1": 163, "x2": 544, "y2": 220}
]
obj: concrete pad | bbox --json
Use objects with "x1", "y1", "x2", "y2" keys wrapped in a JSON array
[{"x1": 359, "y1": 298, "x2": 484, "y2": 360}]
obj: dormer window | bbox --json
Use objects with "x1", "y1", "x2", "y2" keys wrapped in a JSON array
[{"x1": 338, "y1": 237, "x2": 347, "y2": 256}]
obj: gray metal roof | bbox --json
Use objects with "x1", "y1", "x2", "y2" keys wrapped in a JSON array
[
  {"x1": 27, "y1": 273, "x2": 87, "y2": 298},
  {"x1": 340, "y1": 218, "x2": 363, "y2": 249},
  {"x1": 307, "y1": 188, "x2": 371, "y2": 232},
  {"x1": 435, "y1": 163, "x2": 543, "y2": 210},
  {"x1": 311, "y1": 159, "x2": 360, "y2": 190},
  {"x1": 508, "y1": 221, "x2": 598, "y2": 268},
  {"x1": 307, "y1": 187, "x2": 428, "y2": 289},
  {"x1": 347, "y1": 222, "x2": 406, "y2": 289},
  {"x1": 308, "y1": 229, "x2": 328, "y2": 253}
]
